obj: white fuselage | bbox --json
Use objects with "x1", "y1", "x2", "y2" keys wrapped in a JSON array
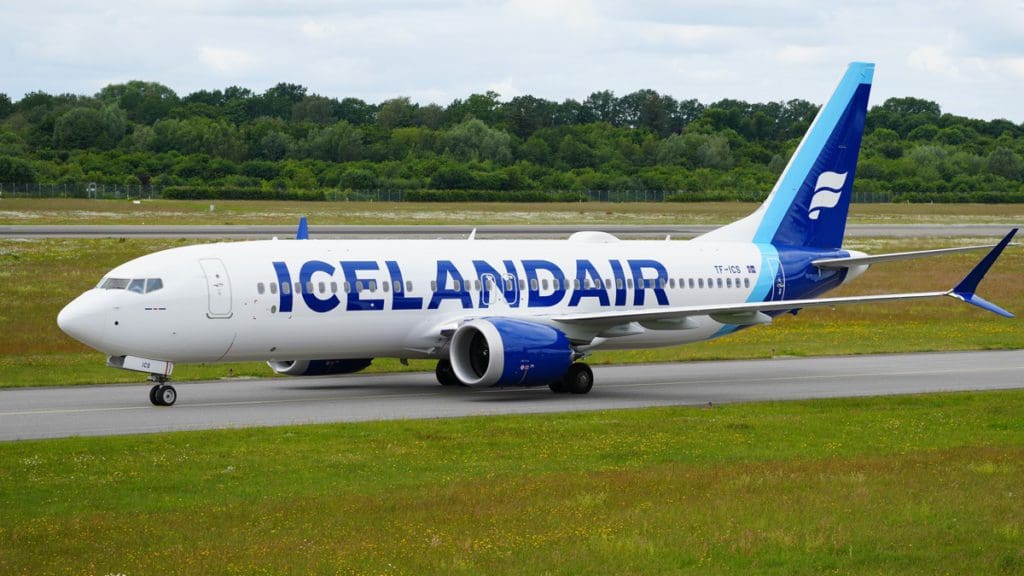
[{"x1": 58, "y1": 235, "x2": 780, "y2": 364}]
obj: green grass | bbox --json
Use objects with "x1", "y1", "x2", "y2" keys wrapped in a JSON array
[
  {"x1": 1, "y1": 236, "x2": 1022, "y2": 387},
  {"x1": 2, "y1": 198, "x2": 1024, "y2": 225},
  {"x1": 1, "y1": 390, "x2": 1022, "y2": 574}
]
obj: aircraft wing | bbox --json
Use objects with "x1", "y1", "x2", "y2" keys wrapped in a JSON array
[{"x1": 555, "y1": 228, "x2": 1018, "y2": 328}]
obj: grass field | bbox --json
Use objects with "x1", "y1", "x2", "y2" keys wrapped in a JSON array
[
  {"x1": 1, "y1": 390, "x2": 1022, "y2": 574},
  {"x1": 1, "y1": 235, "x2": 1021, "y2": 387},
  {"x1": 2, "y1": 198, "x2": 1024, "y2": 225}
]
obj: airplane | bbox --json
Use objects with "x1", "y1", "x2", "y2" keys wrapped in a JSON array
[{"x1": 57, "y1": 62, "x2": 1018, "y2": 406}]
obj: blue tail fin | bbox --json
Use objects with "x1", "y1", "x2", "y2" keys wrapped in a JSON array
[
  {"x1": 296, "y1": 216, "x2": 309, "y2": 240},
  {"x1": 696, "y1": 62, "x2": 873, "y2": 250}
]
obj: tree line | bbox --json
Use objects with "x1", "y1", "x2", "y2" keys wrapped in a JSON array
[{"x1": 1, "y1": 81, "x2": 1023, "y2": 202}]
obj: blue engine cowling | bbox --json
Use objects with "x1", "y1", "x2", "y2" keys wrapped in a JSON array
[
  {"x1": 267, "y1": 358, "x2": 373, "y2": 376},
  {"x1": 449, "y1": 318, "x2": 572, "y2": 387}
]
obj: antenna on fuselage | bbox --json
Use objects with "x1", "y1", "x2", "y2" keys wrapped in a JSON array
[{"x1": 297, "y1": 216, "x2": 309, "y2": 240}]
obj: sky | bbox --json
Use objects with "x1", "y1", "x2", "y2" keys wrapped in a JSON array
[{"x1": 2, "y1": 0, "x2": 1024, "y2": 122}]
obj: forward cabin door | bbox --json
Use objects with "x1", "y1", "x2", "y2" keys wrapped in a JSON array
[{"x1": 199, "y1": 258, "x2": 233, "y2": 318}]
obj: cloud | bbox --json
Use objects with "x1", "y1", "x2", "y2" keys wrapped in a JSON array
[{"x1": 198, "y1": 46, "x2": 259, "y2": 75}]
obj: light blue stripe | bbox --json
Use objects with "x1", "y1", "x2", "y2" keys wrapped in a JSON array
[
  {"x1": 753, "y1": 62, "x2": 874, "y2": 245},
  {"x1": 712, "y1": 243, "x2": 780, "y2": 337}
]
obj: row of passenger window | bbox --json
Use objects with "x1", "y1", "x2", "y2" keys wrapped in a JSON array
[{"x1": 256, "y1": 276, "x2": 752, "y2": 296}]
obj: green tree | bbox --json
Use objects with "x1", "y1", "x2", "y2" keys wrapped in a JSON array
[
  {"x1": 987, "y1": 147, "x2": 1022, "y2": 181},
  {"x1": 0, "y1": 93, "x2": 12, "y2": 118},
  {"x1": 307, "y1": 121, "x2": 363, "y2": 162},
  {"x1": 97, "y1": 81, "x2": 178, "y2": 124},
  {"x1": 0, "y1": 155, "x2": 36, "y2": 182},
  {"x1": 291, "y1": 95, "x2": 337, "y2": 126},
  {"x1": 444, "y1": 118, "x2": 512, "y2": 164},
  {"x1": 52, "y1": 106, "x2": 127, "y2": 149},
  {"x1": 377, "y1": 97, "x2": 418, "y2": 130}
]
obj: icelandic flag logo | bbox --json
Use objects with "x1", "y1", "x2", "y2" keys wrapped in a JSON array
[{"x1": 808, "y1": 171, "x2": 847, "y2": 220}]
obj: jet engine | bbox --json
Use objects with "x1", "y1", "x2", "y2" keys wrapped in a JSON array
[
  {"x1": 449, "y1": 318, "x2": 572, "y2": 387},
  {"x1": 267, "y1": 358, "x2": 373, "y2": 376}
]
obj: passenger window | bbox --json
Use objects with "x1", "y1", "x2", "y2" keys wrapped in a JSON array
[
  {"x1": 344, "y1": 281, "x2": 351, "y2": 293},
  {"x1": 717, "y1": 278, "x2": 723, "y2": 289},
  {"x1": 331, "y1": 282, "x2": 338, "y2": 294},
  {"x1": 430, "y1": 280, "x2": 438, "y2": 292},
  {"x1": 318, "y1": 281, "x2": 326, "y2": 294},
  {"x1": 257, "y1": 282, "x2": 265, "y2": 295},
  {"x1": 688, "y1": 279, "x2": 695, "y2": 289},
  {"x1": 306, "y1": 282, "x2": 314, "y2": 294},
  {"x1": 128, "y1": 279, "x2": 145, "y2": 294},
  {"x1": 406, "y1": 280, "x2": 413, "y2": 293},
  {"x1": 270, "y1": 283, "x2": 278, "y2": 295},
  {"x1": 616, "y1": 278, "x2": 623, "y2": 290},
  {"x1": 744, "y1": 278, "x2": 751, "y2": 288},
  {"x1": 355, "y1": 281, "x2": 364, "y2": 292},
  {"x1": 145, "y1": 278, "x2": 163, "y2": 293},
  {"x1": 382, "y1": 280, "x2": 390, "y2": 293},
  {"x1": 698, "y1": 278, "x2": 704, "y2": 289},
  {"x1": 542, "y1": 279, "x2": 549, "y2": 290},
  {"x1": 530, "y1": 279, "x2": 539, "y2": 291},
  {"x1": 669, "y1": 279, "x2": 676, "y2": 289},
  {"x1": 726, "y1": 278, "x2": 733, "y2": 288},
  {"x1": 505, "y1": 279, "x2": 513, "y2": 291},
  {"x1": 452, "y1": 280, "x2": 461, "y2": 291},
  {"x1": 281, "y1": 282, "x2": 290, "y2": 295},
  {"x1": 394, "y1": 280, "x2": 401, "y2": 293},
  {"x1": 294, "y1": 282, "x2": 301, "y2": 295},
  {"x1": 520, "y1": 279, "x2": 527, "y2": 291}
]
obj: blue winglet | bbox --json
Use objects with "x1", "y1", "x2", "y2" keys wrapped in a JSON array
[
  {"x1": 296, "y1": 216, "x2": 309, "y2": 240},
  {"x1": 949, "y1": 228, "x2": 1017, "y2": 318}
]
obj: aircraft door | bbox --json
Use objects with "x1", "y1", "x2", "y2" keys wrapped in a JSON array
[
  {"x1": 199, "y1": 258, "x2": 233, "y2": 318},
  {"x1": 766, "y1": 257, "x2": 786, "y2": 301}
]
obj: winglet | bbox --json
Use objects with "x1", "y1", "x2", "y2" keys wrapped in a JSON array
[
  {"x1": 948, "y1": 228, "x2": 1017, "y2": 318},
  {"x1": 296, "y1": 216, "x2": 309, "y2": 240}
]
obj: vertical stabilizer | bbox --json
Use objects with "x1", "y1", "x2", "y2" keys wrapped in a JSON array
[{"x1": 696, "y1": 62, "x2": 873, "y2": 249}]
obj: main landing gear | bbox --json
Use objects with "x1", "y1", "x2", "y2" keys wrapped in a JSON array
[
  {"x1": 549, "y1": 363, "x2": 594, "y2": 395},
  {"x1": 148, "y1": 375, "x2": 177, "y2": 406}
]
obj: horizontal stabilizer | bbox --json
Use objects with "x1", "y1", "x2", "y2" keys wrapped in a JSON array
[{"x1": 813, "y1": 242, "x2": 1015, "y2": 269}]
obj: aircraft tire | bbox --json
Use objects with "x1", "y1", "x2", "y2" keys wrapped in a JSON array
[
  {"x1": 149, "y1": 384, "x2": 162, "y2": 406},
  {"x1": 155, "y1": 385, "x2": 177, "y2": 406},
  {"x1": 435, "y1": 359, "x2": 461, "y2": 386},
  {"x1": 565, "y1": 363, "x2": 594, "y2": 395}
]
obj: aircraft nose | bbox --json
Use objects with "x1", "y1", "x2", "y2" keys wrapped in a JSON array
[{"x1": 57, "y1": 293, "x2": 107, "y2": 349}]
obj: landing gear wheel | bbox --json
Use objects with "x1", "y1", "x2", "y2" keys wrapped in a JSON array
[
  {"x1": 565, "y1": 363, "x2": 594, "y2": 395},
  {"x1": 151, "y1": 385, "x2": 177, "y2": 406},
  {"x1": 435, "y1": 359, "x2": 461, "y2": 387}
]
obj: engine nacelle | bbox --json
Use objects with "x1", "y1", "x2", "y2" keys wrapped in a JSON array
[
  {"x1": 449, "y1": 318, "x2": 572, "y2": 388},
  {"x1": 267, "y1": 358, "x2": 373, "y2": 376}
]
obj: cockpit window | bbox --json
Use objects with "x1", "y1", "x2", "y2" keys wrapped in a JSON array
[
  {"x1": 99, "y1": 277, "x2": 163, "y2": 293},
  {"x1": 100, "y1": 278, "x2": 130, "y2": 290}
]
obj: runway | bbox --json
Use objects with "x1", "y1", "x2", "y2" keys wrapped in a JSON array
[
  {"x1": 2, "y1": 350, "x2": 1022, "y2": 441},
  {"x1": 0, "y1": 223, "x2": 1017, "y2": 239}
]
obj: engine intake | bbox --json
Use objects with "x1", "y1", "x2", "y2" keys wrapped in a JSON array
[
  {"x1": 450, "y1": 318, "x2": 572, "y2": 387},
  {"x1": 268, "y1": 358, "x2": 373, "y2": 376}
]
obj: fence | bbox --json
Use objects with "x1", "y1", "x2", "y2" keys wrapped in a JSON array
[{"x1": 0, "y1": 182, "x2": 900, "y2": 203}]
